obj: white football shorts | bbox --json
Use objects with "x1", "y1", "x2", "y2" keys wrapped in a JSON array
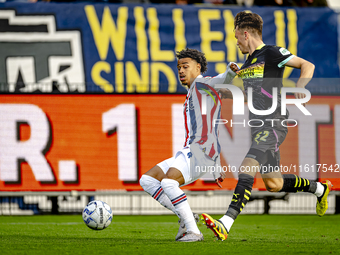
[{"x1": 157, "y1": 144, "x2": 218, "y2": 186}]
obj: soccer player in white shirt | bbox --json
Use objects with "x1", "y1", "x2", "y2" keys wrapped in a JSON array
[{"x1": 139, "y1": 48, "x2": 238, "y2": 242}]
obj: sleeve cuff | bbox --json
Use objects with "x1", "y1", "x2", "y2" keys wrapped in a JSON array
[{"x1": 278, "y1": 55, "x2": 295, "y2": 68}]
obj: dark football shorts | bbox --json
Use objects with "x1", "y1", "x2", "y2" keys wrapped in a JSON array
[{"x1": 245, "y1": 128, "x2": 287, "y2": 174}]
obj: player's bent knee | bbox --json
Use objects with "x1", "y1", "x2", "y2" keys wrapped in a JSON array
[
  {"x1": 139, "y1": 174, "x2": 157, "y2": 190},
  {"x1": 266, "y1": 185, "x2": 280, "y2": 192},
  {"x1": 264, "y1": 178, "x2": 283, "y2": 192},
  {"x1": 161, "y1": 178, "x2": 180, "y2": 191},
  {"x1": 139, "y1": 175, "x2": 149, "y2": 190}
]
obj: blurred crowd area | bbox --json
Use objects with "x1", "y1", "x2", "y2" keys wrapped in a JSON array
[{"x1": 1, "y1": 0, "x2": 329, "y2": 7}]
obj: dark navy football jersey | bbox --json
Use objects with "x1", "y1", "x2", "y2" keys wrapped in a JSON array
[{"x1": 237, "y1": 44, "x2": 294, "y2": 133}]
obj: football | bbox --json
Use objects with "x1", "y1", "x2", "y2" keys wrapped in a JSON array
[{"x1": 82, "y1": 200, "x2": 113, "y2": 230}]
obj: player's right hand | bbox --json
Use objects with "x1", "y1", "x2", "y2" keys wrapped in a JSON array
[
  {"x1": 229, "y1": 63, "x2": 240, "y2": 73},
  {"x1": 294, "y1": 85, "x2": 308, "y2": 106}
]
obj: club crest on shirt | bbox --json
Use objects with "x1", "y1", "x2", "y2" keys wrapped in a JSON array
[{"x1": 251, "y1": 58, "x2": 257, "y2": 64}]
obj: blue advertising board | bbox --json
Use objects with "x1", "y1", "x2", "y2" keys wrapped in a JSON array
[{"x1": 0, "y1": 3, "x2": 338, "y2": 93}]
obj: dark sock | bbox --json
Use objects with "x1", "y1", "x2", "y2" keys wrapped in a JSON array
[
  {"x1": 280, "y1": 174, "x2": 317, "y2": 193},
  {"x1": 226, "y1": 174, "x2": 254, "y2": 220}
]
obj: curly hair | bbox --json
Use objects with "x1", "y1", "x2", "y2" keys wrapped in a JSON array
[
  {"x1": 234, "y1": 11, "x2": 263, "y2": 38},
  {"x1": 176, "y1": 48, "x2": 208, "y2": 74}
]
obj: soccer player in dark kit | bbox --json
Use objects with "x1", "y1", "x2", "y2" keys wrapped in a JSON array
[{"x1": 202, "y1": 11, "x2": 333, "y2": 241}]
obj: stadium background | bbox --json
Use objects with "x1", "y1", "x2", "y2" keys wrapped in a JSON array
[{"x1": 0, "y1": 3, "x2": 340, "y2": 215}]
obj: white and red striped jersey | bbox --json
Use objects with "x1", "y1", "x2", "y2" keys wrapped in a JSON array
[{"x1": 182, "y1": 67, "x2": 236, "y2": 161}]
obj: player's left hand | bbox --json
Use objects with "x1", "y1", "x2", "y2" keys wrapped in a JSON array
[{"x1": 214, "y1": 171, "x2": 227, "y2": 188}]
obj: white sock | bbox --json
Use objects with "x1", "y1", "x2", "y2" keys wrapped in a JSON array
[
  {"x1": 314, "y1": 182, "x2": 325, "y2": 197},
  {"x1": 219, "y1": 215, "x2": 234, "y2": 233},
  {"x1": 139, "y1": 175, "x2": 178, "y2": 216},
  {"x1": 161, "y1": 178, "x2": 200, "y2": 234}
]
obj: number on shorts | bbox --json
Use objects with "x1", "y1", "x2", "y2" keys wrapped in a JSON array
[{"x1": 254, "y1": 131, "x2": 269, "y2": 144}]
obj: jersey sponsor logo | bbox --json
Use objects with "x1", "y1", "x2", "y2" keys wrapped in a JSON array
[
  {"x1": 0, "y1": 10, "x2": 85, "y2": 93},
  {"x1": 237, "y1": 62, "x2": 265, "y2": 79},
  {"x1": 279, "y1": 47, "x2": 291, "y2": 56}
]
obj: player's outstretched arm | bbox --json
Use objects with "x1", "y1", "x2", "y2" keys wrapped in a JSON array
[
  {"x1": 213, "y1": 62, "x2": 242, "y2": 100},
  {"x1": 205, "y1": 62, "x2": 240, "y2": 88},
  {"x1": 284, "y1": 56, "x2": 315, "y2": 99}
]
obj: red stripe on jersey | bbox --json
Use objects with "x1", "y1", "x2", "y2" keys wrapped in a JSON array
[
  {"x1": 183, "y1": 92, "x2": 190, "y2": 147},
  {"x1": 210, "y1": 97, "x2": 218, "y2": 132},
  {"x1": 195, "y1": 86, "x2": 208, "y2": 144},
  {"x1": 209, "y1": 144, "x2": 216, "y2": 158},
  {"x1": 201, "y1": 81, "x2": 222, "y2": 106}
]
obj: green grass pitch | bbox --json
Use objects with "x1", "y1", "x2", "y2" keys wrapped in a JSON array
[{"x1": 0, "y1": 215, "x2": 339, "y2": 255}]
